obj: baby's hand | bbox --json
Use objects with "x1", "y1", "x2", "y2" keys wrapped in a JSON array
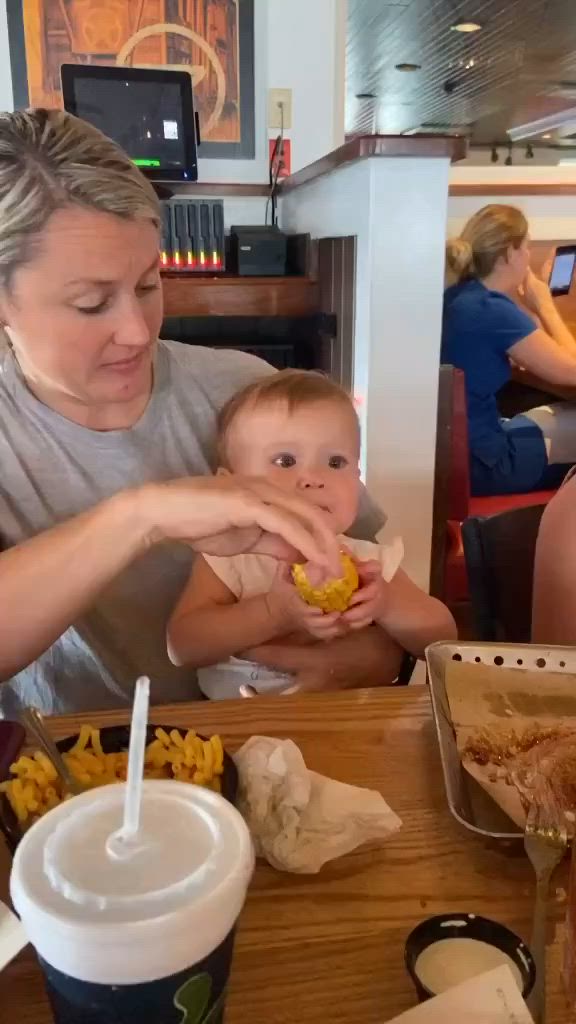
[
  {"x1": 266, "y1": 564, "x2": 344, "y2": 641},
  {"x1": 341, "y1": 559, "x2": 387, "y2": 631}
]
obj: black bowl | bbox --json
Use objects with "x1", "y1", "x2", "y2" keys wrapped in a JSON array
[
  {"x1": 0, "y1": 723, "x2": 237, "y2": 854},
  {"x1": 0, "y1": 720, "x2": 26, "y2": 779},
  {"x1": 405, "y1": 913, "x2": 536, "y2": 1002}
]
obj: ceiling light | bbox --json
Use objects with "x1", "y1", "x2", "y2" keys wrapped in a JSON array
[
  {"x1": 543, "y1": 133, "x2": 552, "y2": 139},
  {"x1": 508, "y1": 106, "x2": 576, "y2": 141},
  {"x1": 395, "y1": 63, "x2": 421, "y2": 72},
  {"x1": 451, "y1": 20, "x2": 482, "y2": 32}
]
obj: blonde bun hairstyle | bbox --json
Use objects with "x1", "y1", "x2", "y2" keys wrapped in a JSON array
[
  {"x1": 445, "y1": 238, "x2": 474, "y2": 279},
  {"x1": 445, "y1": 204, "x2": 528, "y2": 285}
]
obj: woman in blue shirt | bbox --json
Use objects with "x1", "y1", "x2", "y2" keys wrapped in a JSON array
[{"x1": 442, "y1": 204, "x2": 576, "y2": 496}]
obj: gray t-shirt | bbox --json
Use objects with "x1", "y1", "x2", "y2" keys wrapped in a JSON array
[{"x1": 0, "y1": 339, "x2": 384, "y2": 716}]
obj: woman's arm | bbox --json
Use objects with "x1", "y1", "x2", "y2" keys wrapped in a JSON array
[
  {"x1": 0, "y1": 490, "x2": 148, "y2": 681},
  {"x1": 522, "y1": 268, "x2": 576, "y2": 354},
  {"x1": 167, "y1": 557, "x2": 289, "y2": 667},
  {"x1": 537, "y1": 302, "x2": 576, "y2": 354},
  {"x1": 532, "y1": 478, "x2": 576, "y2": 644},
  {"x1": 508, "y1": 268, "x2": 576, "y2": 385},
  {"x1": 509, "y1": 364, "x2": 576, "y2": 402},
  {"x1": 0, "y1": 476, "x2": 340, "y2": 682},
  {"x1": 245, "y1": 627, "x2": 405, "y2": 691},
  {"x1": 508, "y1": 330, "x2": 576, "y2": 388}
]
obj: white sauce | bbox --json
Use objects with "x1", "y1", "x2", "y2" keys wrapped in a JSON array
[{"x1": 415, "y1": 937, "x2": 523, "y2": 994}]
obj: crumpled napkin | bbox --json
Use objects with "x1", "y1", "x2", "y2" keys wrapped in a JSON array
[
  {"x1": 0, "y1": 901, "x2": 27, "y2": 972},
  {"x1": 234, "y1": 736, "x2": 402, "y2": 873}
]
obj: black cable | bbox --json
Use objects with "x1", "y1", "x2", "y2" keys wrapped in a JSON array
[
  {"x1": 267, "y1": 101, "x2": 285, "y2": 227},
  {"x1": 268, "y1": 135, "x2": 281, "y2": 226}
]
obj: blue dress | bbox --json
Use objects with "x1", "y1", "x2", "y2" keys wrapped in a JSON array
[{"x1": 441, "y1": 278, "x2": 571, "y2": 496}]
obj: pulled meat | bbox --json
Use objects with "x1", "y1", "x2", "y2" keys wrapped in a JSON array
[
  {"x1": 463, "y1": 726, "x2": 576, "y2": 816},
  {"x1": 464, "y1": 726, "x2": 567, "y2": 766}
]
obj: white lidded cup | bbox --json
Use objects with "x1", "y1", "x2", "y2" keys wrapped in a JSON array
[{"x1": 10, "y1": 779, "x2": 254, "y2": 1024}]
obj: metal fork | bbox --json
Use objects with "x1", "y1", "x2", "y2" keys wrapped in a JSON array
[
  {"x1": 524, "y1": 803, "x2": 568, "y2": 1024},
  {"x1": 20, "y1": 707, "x2": 86, "y2": 797}
]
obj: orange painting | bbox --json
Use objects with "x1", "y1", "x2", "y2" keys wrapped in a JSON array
[{"x1": 15, "y1": 0, "x2": 246, "y2": 144}]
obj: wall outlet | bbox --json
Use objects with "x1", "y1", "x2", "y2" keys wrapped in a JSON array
[{"x1": 268, "y1": 88, "x2": 292, "y2": 130}]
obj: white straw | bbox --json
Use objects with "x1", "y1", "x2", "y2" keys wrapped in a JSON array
[{"x1": 120, "y1": 676, "x2": 150, "y2": 840}]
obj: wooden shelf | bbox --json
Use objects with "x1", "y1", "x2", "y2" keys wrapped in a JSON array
[
  {"x1": 162, "y1": 274, "x2": 320, "y2": 318},
  {"x1": 166, "y1": 182, "x2": 269, "y2": 197},
  {"x1": 450, "y1": 183, "x2": 576, "y2": 196}
]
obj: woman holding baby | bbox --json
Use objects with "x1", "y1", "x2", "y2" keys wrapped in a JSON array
[{"x1": 0, "y1": 109, "x2": 455, "y2": 716}]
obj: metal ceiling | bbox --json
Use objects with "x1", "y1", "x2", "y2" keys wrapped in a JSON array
[{"x1": 345, "y1": 0, "x2": 576, "y2": 147}]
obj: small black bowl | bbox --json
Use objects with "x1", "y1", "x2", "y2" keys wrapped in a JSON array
[
  {"x1": 405, "y1": 913, "x2": 535, "y2": 1002},
  {"x1": 0, "y1": 723, "x2": 237, "y2": 854},
  {"x1": 0, "y1": 720, "x2": 26, "y2": 779}
]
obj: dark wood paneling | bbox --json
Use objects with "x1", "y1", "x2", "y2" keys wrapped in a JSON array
[
  {"x1": 168, "y1": 183, "x2": 270, "y2": 197},
  {"x1": 161, "y1": 314, "x2": 336, "y2": 373},
  {"x1": 162, "y1": 275, "x2": 320, "y2": 318},
  {"x1": 317, "y1": 237, "x2": 356, "y2": 389},
  {"x1": 280, "y1": 134, "x2": 467, "y2": 193}
]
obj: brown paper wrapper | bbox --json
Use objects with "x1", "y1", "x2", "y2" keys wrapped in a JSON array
[{"x1": 444, "y1": 661, "x2": 576, "y2": 828}]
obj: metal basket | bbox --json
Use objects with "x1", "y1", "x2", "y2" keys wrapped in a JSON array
[{"x1": 425, "y1": 641, "x2": 576, "y2": 840}]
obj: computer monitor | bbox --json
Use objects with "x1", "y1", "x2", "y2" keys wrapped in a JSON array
[{"x1": 61, "y1": 64, "x2": 198, "y2": 183}]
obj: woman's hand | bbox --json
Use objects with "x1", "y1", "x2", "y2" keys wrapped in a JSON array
[
  {"x1": 0, "y1": 476, "x2": 336, "y2": 682},
  {"x1": 521, "y1": 267, "x2": 553, "y2": 317},
  {"x1": 266, "y1": 564, "x2": 345, "y2": 641},
  {"x1": 136, "y1": 475, "x2": 341, "y2": 574},
  {"x1": 243, "y1": 627, "x2": 404, "y2": 693}
]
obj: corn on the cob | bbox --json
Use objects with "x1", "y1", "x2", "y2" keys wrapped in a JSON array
[{"x1": 291, "y1": 552, "x2": 359, "y2": 612}]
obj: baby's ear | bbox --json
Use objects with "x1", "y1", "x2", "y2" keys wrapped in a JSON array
[{"x1": 216, "y1": 466, "x2": 230, "y2": 477}]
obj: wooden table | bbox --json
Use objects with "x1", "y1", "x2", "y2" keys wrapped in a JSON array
[{"x1": 0, "y1": 689, "x2": 571, "y2": 1023}]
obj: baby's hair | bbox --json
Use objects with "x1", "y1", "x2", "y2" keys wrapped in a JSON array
[{"x1": 218, "y1": 369, "x2": 359, "y2": 467}]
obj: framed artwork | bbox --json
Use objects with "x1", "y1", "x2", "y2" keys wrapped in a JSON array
[{"x1": 6, "y1": 0, "x2": 255, "y2": 158}]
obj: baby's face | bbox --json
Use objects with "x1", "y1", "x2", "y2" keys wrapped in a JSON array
[{"x1": 224, "y1": 399, "x2": 361, "y2": 534}]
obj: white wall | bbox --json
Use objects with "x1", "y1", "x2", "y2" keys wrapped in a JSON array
[
  {"x1": 451, "y1": 165, "x2": 576, "y2": 186},
  {"x1": 0, "y1": 0, "x2": 12, "y2": 111},
  {"x1": 366, "y1": 158, "x2": 449, "y2": 590},
  {"x1": 448, "y1": 194, "x2": 576, "y2": 241},
  {"x1": 204, "y1": 0, "x2": 345, "y2": 180},
  {"x1": 448, "y1": 165, "x2": 576, "y2": 239},
  {"x1": 0, "y1": 0, "x2": 346, "y2": 181},
  {"x1": 282, "y1": 155, "x2": 451, "y2": 590},
  {"x1": 281, "y1": 161, "x2": 373, "y2": 454},
  {"x1": 266, "y1": 0, "x2": 345, "y2": 173}
]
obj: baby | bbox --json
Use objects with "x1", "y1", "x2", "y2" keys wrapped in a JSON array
[{"x1": 167, "y1": 370, "x2": 456, "y2": 698}]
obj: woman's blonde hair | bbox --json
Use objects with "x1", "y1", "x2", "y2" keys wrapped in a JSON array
[
  {"x1": 0, "y1": 108, "x2": 160, "y2": 288},
  {"x1": 445, "y1": 204, "x2": 528, "y2": 283}
]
